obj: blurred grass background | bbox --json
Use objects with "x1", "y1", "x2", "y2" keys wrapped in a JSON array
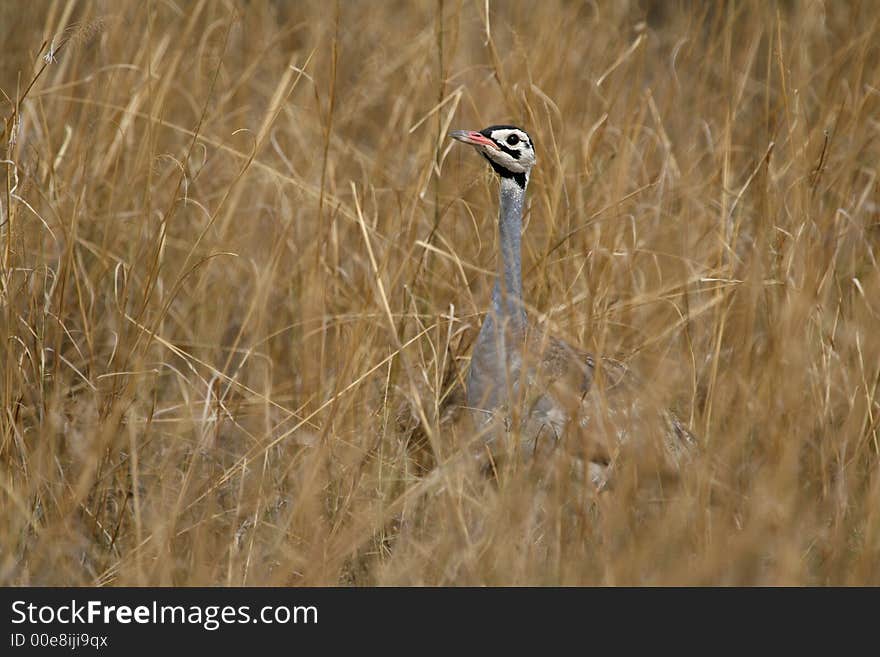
[{"x1": 1, "y1": 0, "x2": 879, "y2": 585}]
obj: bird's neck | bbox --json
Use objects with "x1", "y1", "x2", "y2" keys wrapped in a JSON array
[{"x1": 491, "y1": 176, "x2": 527, "y2": 330}]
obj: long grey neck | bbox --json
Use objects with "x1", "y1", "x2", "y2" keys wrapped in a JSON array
[{"x1": 491, "y1": 176, "x2": 527, "y2": 329}]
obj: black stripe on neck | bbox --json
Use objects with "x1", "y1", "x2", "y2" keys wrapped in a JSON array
[{"x1": 482, "y1": 155, "x2": 527, "y2": 189}]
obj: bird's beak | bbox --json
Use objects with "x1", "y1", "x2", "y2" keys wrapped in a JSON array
[{"x1": 449, "y1": 130, "x2": 496, "y2": 148}]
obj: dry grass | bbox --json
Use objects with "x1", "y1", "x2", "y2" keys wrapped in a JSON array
[{"x1": 1, "y1": 0, "x2": 879, "y2": 586}]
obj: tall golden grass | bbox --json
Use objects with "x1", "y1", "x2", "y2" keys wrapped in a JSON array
[{"x1": 1, "y1": 0, "x2": 878, "y2": 585}]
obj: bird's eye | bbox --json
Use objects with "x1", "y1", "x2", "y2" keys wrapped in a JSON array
[{"x1": 506, "y1": 134, "x2": 520, "y2": 146}]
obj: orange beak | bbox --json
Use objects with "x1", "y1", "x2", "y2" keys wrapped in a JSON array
[{"x1": 449, "y1": 130, "x2": 496, "y2": 148}]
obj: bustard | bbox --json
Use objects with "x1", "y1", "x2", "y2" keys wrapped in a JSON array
[{"x1": 449, "y1": 125, "x2": 694, "y2": 483}]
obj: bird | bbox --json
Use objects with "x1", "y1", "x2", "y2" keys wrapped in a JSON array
[{"x1": 449, "y1": 125, "x2": 694, "y2": 484}]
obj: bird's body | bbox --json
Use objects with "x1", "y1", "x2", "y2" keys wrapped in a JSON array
[{"x1": 450, "y1": 125, "x2": 693, "y2": 477}]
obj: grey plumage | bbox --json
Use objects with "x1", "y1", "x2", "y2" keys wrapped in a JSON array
[{"x1": 450, "y1": 125, "x2": 694, "y2": 480}]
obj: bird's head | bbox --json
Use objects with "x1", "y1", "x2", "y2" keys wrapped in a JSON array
[{"x1": 449, "y1": 125, "x2": 536, "y2": 189}]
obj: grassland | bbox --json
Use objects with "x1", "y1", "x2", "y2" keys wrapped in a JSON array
[{"x1": 1, "y1": 0, "x2": 879, "y2": 585}]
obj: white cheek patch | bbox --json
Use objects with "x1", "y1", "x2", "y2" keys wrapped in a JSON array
[{"x1": 489, "y1": 149, "x2": 525, "y2": 171}]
